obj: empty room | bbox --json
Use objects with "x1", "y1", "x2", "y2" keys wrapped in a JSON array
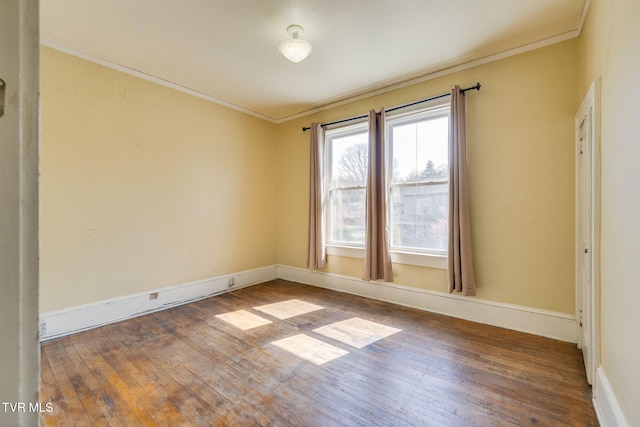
[{"x1": 2, "y1": 0, "x2": 639, "y2": 426}]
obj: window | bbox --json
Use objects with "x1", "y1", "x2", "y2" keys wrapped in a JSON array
[
  {"x1": 387, "y1": 106, "x2": 449, "y2": 255},
  {"x1": 325, "y1": 123, "x2": 369, "y2": 246},
  {"x1": 323, "y1": 103, "x2": 449, "y2": 266}
]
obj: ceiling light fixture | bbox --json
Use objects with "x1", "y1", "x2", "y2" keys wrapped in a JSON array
[{"x1": 279, "y1": 25, "x2": 312, "y2": 63}]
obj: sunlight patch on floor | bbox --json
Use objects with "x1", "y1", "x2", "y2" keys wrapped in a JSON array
[
  {"x1": 271, "y1": 334, "x2": 349, "y2": 365},
  {"x1": 215, "y1": 310, "x2": 273, "y2": 330},
  {"x1": 254, "y1": 299, "x2": 324, "y2": 320},
  {"x1": 314, "y1": 317, "x2": 401, "y2": 348}
]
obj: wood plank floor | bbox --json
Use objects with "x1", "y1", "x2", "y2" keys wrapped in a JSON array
[{"x1": 40, "y1": 279, "x2": 598, "y2": 426}]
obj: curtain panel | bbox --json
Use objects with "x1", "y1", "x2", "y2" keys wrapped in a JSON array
[
  {"x1": 307, "y1": 123, "x2": 326, "y2": 270},
  {"x1": 363, "y1": 109, "x2": 394, "y2": 282},
  {"x1": 448, "y1": 86, "x2": 476, "y2": 296}
]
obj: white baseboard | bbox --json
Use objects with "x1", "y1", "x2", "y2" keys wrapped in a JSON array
[
  {"x1": 40, "y1": 265, "x2": 278, "y2": 341},
  {"x1": 41, "y1": 263, "x2": 578, "y2": 344},
  {"x1": 277, "y1": 264, "x2": 578, "y2": 343},
  {"x1": 593, "y1": 366, "x2": 629, "y2": 427}
]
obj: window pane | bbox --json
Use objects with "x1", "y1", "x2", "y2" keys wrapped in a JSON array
[
  {"x1": 330, "y1": 132, "x2": 368, "y2": 187},
  {"x1": 328, "y1": 188, "x2": 366, "y2": 244},
  {"x1": 391, "y1": 116, "x2": 448, "y2": 184},
  {"x1": 390, "y1": 183, "x2": 448, "y2": 251},
  {"x1": 388, "y1": 110, "x2": 449, "y2": 253}
]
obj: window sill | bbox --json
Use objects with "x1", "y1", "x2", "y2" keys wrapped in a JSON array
[
  {"x1": 391, "y1": 250, "x2": 447, "y2": 269},
  {"x1": 326, "y1": 245, "x2": 364, "y2": 259},
  {"x1": 325, "y1": 245, "x2": 447, "y2": 270}
]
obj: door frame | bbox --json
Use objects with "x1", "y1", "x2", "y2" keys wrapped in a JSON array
[
  {"x1": 575, "y1": 79, "x2": 601, "y2": 385},
  {"x1": 0, "y1": 0, "x2": 40, "y2": 425}
]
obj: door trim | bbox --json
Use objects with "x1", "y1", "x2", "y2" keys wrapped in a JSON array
[
  {"x1": 575, "y1": 79, "x2": 601, "y2": 384},
  {"x1": 0, "y1": 0, "x2": 40, "y2": 425}
]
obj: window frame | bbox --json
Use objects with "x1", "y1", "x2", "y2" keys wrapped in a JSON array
[
  {"x1": 385, "y1": 104, "x2": 451, "y2": 259},
  {"x1": 324, "y1": 121, "x2": 369, "y2": 248},
  {"x1": 322, "y1": 101, "x2": 450, "y2": 270}
]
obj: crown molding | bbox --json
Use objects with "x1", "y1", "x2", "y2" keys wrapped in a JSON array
[
  {"x1": 577, "y1": 0, "x2": 592, "y2": 36},
  {"x1": 278, "y1": 29, "x2": 580, "y2": 124},
  {"x1": 40, "y1": 39, "x2": 279, "y2": 123},
  {"x1": 42, "y1": 29, "x2": 580, "y2": 126}
]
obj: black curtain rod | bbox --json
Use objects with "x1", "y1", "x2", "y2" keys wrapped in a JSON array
[{"x1": 302, "y1": 82, "x2": 481, "y2": 132}]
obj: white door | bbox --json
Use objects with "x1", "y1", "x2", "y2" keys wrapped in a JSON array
[
  {"x1": 575, "y1": 80, "x2": 601, "y2": 385},
  {"x1": 0, "y1": 1, "x2": 40, "y2": 426},
  {"x1": 576, "y1": 111, "x2": 593, "y2": 383}
]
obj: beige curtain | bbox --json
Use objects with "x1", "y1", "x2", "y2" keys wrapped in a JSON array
[
  {"x1": 363, "y1": 109, "x2": 393, "y2": 282},
  {"x1": 448, "y1": 86, "x2": 476, "y2": 295},
  {"x1": 307, "y1": 123, "x2": 326, "y2": 269}
]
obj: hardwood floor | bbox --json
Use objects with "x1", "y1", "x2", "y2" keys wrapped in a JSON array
[{"x1": 40, "y1": 280, "x2": 598, "y2": 426}]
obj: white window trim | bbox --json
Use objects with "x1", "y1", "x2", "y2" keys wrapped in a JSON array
[
  {"x1": 325, "y1": 244, "x2": 364, "y2": 259},
  {"x1": 391, "y1": 250, "x2": 447, "y2": 269},
  {"x1": 385, "y1": 103, "x2": 450, "y2": 262},
  {"x1": 324, "y1": 121, "x2": 369, "y2": 248},
  {"x1": 323, "y1": 101, "x2": 451, "y2": 270},
  {"x1": 326, "y1": 245, "x2": 447, "y2": 270}
]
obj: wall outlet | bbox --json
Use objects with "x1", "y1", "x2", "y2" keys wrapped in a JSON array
[{"x1": 228, "y1": 277, "x2": 235, "y2": 288}]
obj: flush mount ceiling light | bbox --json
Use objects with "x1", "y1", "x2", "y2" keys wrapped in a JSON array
[{"x1": 279, "y1": 24, "x2": 312, "y2": 63}]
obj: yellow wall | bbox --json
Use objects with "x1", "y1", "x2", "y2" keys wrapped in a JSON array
[
  {"x1": 41, "y1": 39, "x2": 580, "y2": 317},
  {"x1": 579, "y1": 0, "x2": 640, "y2": 424},
  {"x1": 277, "y1": 39, "x2": 579, "y2": 314},
  {"x1": 40, "y1": 46, "x2": 277, "y2": 312}
]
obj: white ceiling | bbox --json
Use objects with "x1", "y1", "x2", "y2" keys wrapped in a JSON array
[{"x1": 40, "y1": 0, "x2": 587, "y2": 122}]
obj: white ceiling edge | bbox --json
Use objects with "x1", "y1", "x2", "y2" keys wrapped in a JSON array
[
  {"x1": 278, "y1": 30, "x2": 580, "y2": 124},
  {"x1": 40, "y1": 39, "x2": 276, "y2": 123},
  {"x1": 41, "y1": 29, "x2": 580, "y2": 125}
]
